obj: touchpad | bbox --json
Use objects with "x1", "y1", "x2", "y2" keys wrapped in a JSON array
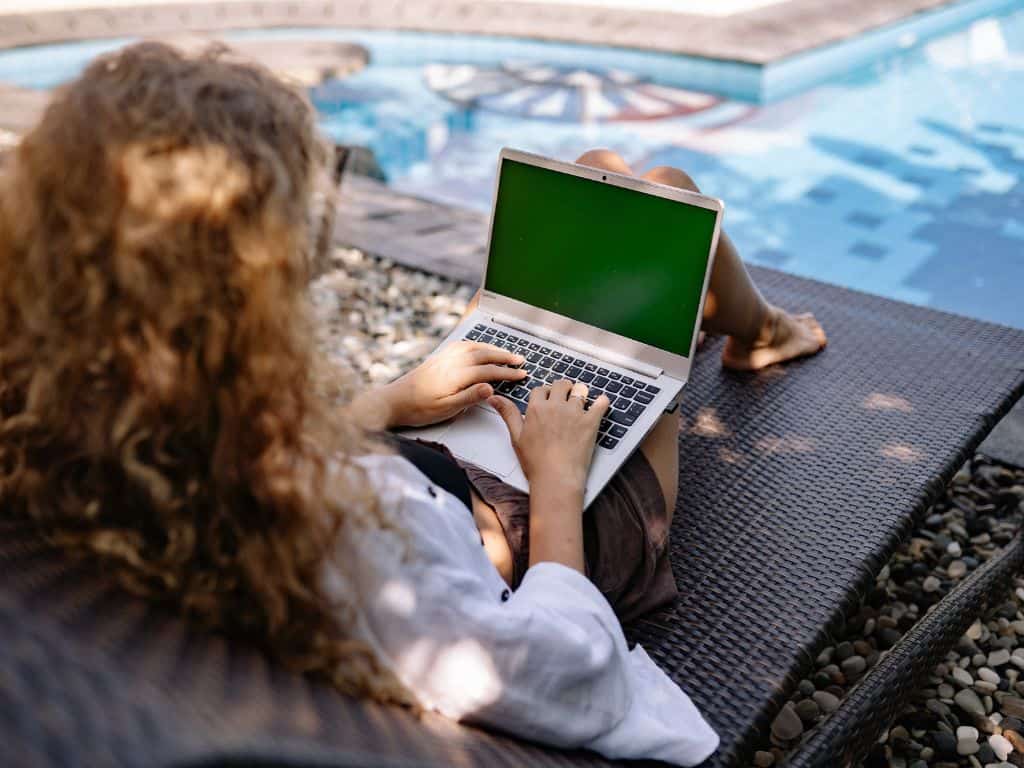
[{"x1": 441, "y1": 406, "x2": 520, "y2": 478}]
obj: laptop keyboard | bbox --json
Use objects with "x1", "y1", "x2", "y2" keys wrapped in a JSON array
[{"x1": 463, "y1": 323, "x2": 661, "y2": 451}]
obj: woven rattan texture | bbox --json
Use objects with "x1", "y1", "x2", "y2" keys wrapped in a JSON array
[
  {"x1": 1, "y1": 267, "x2": 1022, "y2": 768},
  {"x1": 784, "y1": 534, "x2": 1024, "y2": 768},
  {"x1": 625, "y1": 266, "x2": 1024, "y2": 767},
  {"x1": 0, "y1": 526, "x2": 610, "y2": 768}
]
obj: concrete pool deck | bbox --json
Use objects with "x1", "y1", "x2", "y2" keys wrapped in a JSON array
[{"x1": 0, "y1": 0, "x2": 982, "y2": 65}]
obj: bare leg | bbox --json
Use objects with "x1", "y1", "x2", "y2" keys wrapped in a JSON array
[
  {"x1": 576, "y1": 150, "x2": 827, "y2": 370},
  {"x1": 639, "y1": 410, "x2": 682, "y2": 520}
]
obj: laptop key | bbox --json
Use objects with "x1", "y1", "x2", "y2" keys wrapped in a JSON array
[
  {"x1": 621, "y1": 376, "x2": 635, "y2": 385},
  {"x1": 621, "y1": 386, "x2": 638, "y2": 399},
  {"x1": 496, "y1": 331, "x2": 507, "y2": 338},
  {"x1": 513, "y1": 399, "x2": 528, "y2": 415},
  {"x1": 609, "y1": 411, "x2": 637, "y2": 427},
  {"x1": 590, "y1": 388, "x2": 604, "y2": 401},
  {"x1": 527, "y1": 352, "x2": 542, "y2": 363},
  {"x1": 550, "y1": 351, "x2": 563, "y2": 359},
  {"x1": 605, "y1": 380, "x2": 623, "y2": 394},
  {"x1": 546, "y1": 373, "x2": 558, "y2": 383},
  {"x1": 614, "y1": 397, "x2": 632, "y2": 411},
  {"x1": 635, "y1": 391, "x2": 654, "y2": 405},
  {"x1": 540, "y1": 346, "x2": 552, "y2": 354},
  {"x1": 553, "y1": 361, "x2": 568, "y2": 373},
  {"x1": 579, "y1": 371, "x2": 595, "y2": 383},
  {"x1": 567, "y1": 366, "x2": 583, "y2": 378},
  {"x1": 529, "y1": 343, "x2": 541, "y2": 351},
  {"x1": 627, "y1": 402, "x2": 645, "y2": 418},
  {"x1": 645, "y1": 384, "x2": 661, "y2": 395},
  {"x1": 610, "y1": 424, "x2": 628, "y2": 438},
  {"x1": 599, "y1": 436, "x2": 620, "y2": 450},
  {"x1": 507, "y1": 335, "x2": 519, "y2": 343},
  {"x1": 592, "y1": 376, "x2": 609, "y2": 388},
  {"x1": 527, "y1": 379, "x2": 546, "y2": 390},
  {"x1": 584, "y1": 363, "x2": 597, "y2": 372},
  {"x1": 540, "y1": 356, "x2": 555, "y2": 368},
  {"x1": 609, "y1": 372, "x2": 621, "y2": 380},
  {"x1": 511, "y1": 386, "x2": 530, "y2": 400},
  {"x1": 474, "y1": 324, "x2": 487, "y2": 331},
  {"x1": 480, "y1": 335, "x2": 494, "y2": 344},
  {"x1": 598, "y1": 367, "x2": 609, "y2": 376}
]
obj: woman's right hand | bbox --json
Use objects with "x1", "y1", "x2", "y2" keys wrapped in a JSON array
[{"x1": 489, "y1": 380, "x2": 610, "y2": 493}]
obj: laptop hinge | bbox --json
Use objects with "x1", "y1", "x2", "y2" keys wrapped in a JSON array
[{"x1": 491, "y1": 312, "x2": 663, "y2": 379}]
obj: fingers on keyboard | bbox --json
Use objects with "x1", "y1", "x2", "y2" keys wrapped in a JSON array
[{"x1": 463, "y1": 325, "x2": 659, "y2": 448}]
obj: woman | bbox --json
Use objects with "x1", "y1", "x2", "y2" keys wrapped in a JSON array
[{"x1": 0, "y1": 43, "x2": 824, "y2": 765}]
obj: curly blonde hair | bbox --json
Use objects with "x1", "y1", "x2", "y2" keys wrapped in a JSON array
[{"x1": 0, "y1": 42, "x2": 410, "y2": 705}]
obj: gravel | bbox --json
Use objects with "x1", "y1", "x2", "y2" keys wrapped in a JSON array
[
  {"x1": 310, "y1": 247, "x2": 473, "y2": 387},
  {"x1": 760, "y1": 455, "x2": 1024, "y2": 767}
]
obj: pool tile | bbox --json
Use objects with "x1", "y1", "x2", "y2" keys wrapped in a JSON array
[
  {"x1": 846, "y1": 211, "x2": 884, "y2": 229},
  {"x1": 752, "y1": 249, "x2": 792, "y2": 267},
  {"x1": 849, "y1": 242, "x2": 888, "y2": 261},
  {"x1": 805, "y1": 187, "x2": 836, "y2": 203},
  {"x1": 901, "y1": 173, "x2": 935, "y2": 188},
  {"x1": 855, "y1": 151, "x2": 889, "y2": 168}
]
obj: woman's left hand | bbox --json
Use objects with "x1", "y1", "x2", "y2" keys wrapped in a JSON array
[{"x1": 373, "y1": 341, "x2": 528, "y2": 429}]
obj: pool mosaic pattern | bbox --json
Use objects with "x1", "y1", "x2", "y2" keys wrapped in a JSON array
[{"x1": 0, "y1": 8, "x2": 1022, "y2": 328}]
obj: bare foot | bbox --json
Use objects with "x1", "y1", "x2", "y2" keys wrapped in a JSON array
[{"x1": 721, "y1": 306, "x2": 827, "y2": 371}]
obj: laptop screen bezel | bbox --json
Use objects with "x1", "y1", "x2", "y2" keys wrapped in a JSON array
[{"x1": 477, "y1": 148, "x2": 724, "y2": 382}]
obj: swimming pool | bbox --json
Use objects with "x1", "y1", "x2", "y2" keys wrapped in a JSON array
[{"x1": 1, "y1": 6, "x2": 1022, "y2": 328}]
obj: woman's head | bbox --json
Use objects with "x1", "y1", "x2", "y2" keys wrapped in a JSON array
[{"x1": 0, "y1": 42, "x2": 407, "y2": 703}]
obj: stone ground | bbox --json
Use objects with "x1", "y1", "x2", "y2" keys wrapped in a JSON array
[{"x1": 0, "y1": 0, "x2": 970, "y2": 64}]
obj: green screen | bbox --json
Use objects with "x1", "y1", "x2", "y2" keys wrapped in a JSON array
[{"x1": 486, "y1": 158, "x2": 717, "y2": 357}]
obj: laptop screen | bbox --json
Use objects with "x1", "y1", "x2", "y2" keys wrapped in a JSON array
[{"x1": 485, "y1": 157, "x2": 718, "y2": 358}]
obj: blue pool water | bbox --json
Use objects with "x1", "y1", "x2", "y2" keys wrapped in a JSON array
[{"x1": 1, "y1": 7, "x2": 1022, "y2": 328}]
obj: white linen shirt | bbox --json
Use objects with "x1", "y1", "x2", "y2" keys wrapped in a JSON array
[{"x1": 325, "y1": 454, "x2": 719, "y2": 766}]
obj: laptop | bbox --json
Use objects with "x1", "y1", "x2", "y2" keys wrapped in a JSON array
[{"x1": 400, "y1": 148, "x2": 723, "y2": 508}]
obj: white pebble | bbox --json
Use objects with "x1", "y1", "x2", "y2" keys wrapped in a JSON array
[
  {"x1": 980, "y1": 668, "x2": 1001, "y2": 684},
  {"x1": 989, "y1": 733, "x2": 1013, "y2": 760},
  {"x1": 990, "y1": 649, "x2": 1012, "y2": 668},
  {"x1": 954, "y1": 668, "x2": 976, "y2": 687},
  {"x1": 959, "y1": 725, "x2": 980, "y2": 741}
]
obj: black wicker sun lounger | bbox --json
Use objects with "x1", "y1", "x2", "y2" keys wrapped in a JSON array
[{"x1": 2, "y1": 266, "x2": 1023, "y2": 768}]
